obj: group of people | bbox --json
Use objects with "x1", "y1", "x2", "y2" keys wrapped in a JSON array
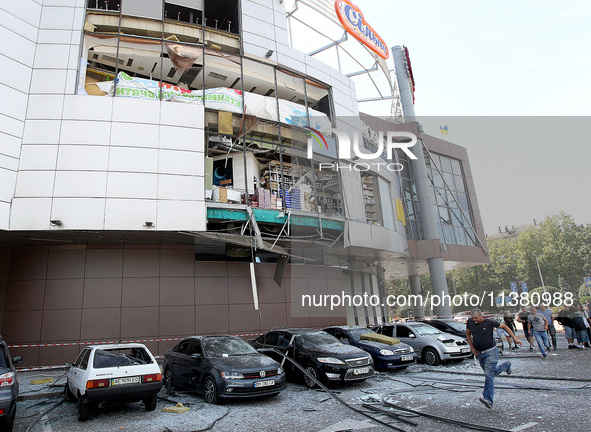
[
  {"x1": 494, "y1": 303, "x2": 591, "y2": 355},
  {"x1": 465, "y1": 302, "x2": 591, "y2": 410}
]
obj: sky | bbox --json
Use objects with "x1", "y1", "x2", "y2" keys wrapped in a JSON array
[{"x1": 289, "y1": 1, "x2": 591, "y2": 235}]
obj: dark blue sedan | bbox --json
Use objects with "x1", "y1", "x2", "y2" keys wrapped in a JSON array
[{"x1": 323, "y1": 326, "x2": 417, "y2": 371}]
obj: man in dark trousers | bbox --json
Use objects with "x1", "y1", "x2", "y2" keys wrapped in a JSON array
[{"x1": 466, "y1": 308, "x2": 522, "y2": 409}]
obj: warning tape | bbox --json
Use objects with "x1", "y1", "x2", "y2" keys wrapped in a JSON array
[
  {"x1": 8, "y1": 333, "x2": 269, "y2": 350},
  {"x1": 16, "y1": 365, "x2": 68, "y2": 372},
  {"x1": 8, "y1": 337, "x2": 185, "y2": 349}
]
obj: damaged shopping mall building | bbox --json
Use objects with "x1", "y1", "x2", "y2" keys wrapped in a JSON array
[{"x1": 0, "y1": 0, "x2": 487, "y2": 366}]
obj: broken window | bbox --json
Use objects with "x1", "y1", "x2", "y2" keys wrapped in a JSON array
[
  {"x1": 93, "y1": 348, "x2": 154, "y2": 368},
  {"x1": 361, "y1": 172, "x2": 381, "y2": 225},
  {"x1": 306, "y1": 79, "x2": 332, "y2": 121},
  {"x1": 204, "y1": 0, "x2": 239, "y2": 33},
  {"x1": 165, "y1": 1, "x2": 204, "y2": 25},
  {"x1": 87, "y1": 0, "x2": 120, "y2": 11}
]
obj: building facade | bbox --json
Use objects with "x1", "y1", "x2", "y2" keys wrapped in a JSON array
[{"x1": 0, "y1": 0, "x2": 487, "y2": 366}]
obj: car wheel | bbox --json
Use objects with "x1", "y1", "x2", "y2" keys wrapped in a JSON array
[
  {"x1": 64, "y1": 380, "x2": 75, "y2": 402},
  {"x1": 164, "y1": 367, "x2": 174, "y2": 392},
  {"x1": 203, "y1": 377, "x2": 219, "y2": 404},
  {"x1": 303, "y1": 365, "x2": 320, "y2": 389},
  {"x1": 144, "y1": 393, "x2": 158, "y2": 411},
  {"x1": 77, "y1": 397, "x2": 90, "y2": 422},
  {"x1": 422, "y1": 348, "x2": 441, "y2": 366}
]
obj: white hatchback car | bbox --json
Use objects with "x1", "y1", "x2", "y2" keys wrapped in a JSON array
[{"x1": 65, "y1": 343, "x2": 162, "y2": 421}]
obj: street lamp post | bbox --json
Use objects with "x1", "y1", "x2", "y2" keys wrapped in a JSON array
[{"x1": 532, "y1": 253, "x2": 546, "y2": 292}]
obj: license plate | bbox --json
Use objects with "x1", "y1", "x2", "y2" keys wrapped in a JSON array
[
  {"x1": 461, "y1": 348, "x2": 470, "y2": 353},
  {"x1": 111, "y1": 376, "x2": 140, "y2": 386},
  {"x1": 401, "y1": 355, "x2": 414, "y2": 361},
  {"x1": 353, "y1": 367, "x2": 370, "y2": 375},
  {"x1": 254, "y1": 379, "x2": 275, "y2": 388}
]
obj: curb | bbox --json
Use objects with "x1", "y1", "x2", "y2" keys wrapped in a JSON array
[{"x1": 18, "y1": 390, "x2": 62, "y2": 402}]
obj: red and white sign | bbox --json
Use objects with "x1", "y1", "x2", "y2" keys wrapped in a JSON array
[{"x1": 335, "y1": 0, "x2": 389, "y2": 60}]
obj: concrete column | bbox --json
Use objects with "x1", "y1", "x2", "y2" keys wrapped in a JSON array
[
  {"x1": 393, "y1": 45, "x2": 452, "y2": 318},
  {"x1": 409, "y1": 275, "x2": 425, "y2": 318}
]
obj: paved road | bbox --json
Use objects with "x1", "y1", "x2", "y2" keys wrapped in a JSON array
[{"x1": 13, "y1": 339, "x2": 591, "y2": 432}]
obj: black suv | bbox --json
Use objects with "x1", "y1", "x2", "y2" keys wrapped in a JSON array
[
  {"x1": 0, "y1": 337, "x2": 22, "y2": 432},
  {"x1": 251, "y1": 328, "x2": 374, "y2": 388}
]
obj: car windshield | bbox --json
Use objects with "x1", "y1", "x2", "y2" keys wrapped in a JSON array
[
  {"x1": 444, "y1": 321, "x2": 466, "y2": 332},
  {"x1": 412, "y1": 324, "x2": 442, "y2": 336},
  {"x1": 93, "y1": 347, "x2": 153, "y2": 368},
  {"x1": 296, "y1": 331, "x2": 339, "y2": 347},
  {"x1": 348, "y1": 328, "x2": 377, "y2": 342},
  {"x1": 203, "y1": 338, "x2": 258, "y2": 357}
]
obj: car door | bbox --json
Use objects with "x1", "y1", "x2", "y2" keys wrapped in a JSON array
[
  {"x1": 69, "y1": 348, "x2": 92, "y2": 396},
  {"x1": 377, "y1": 325, "x2": 395, "y2": 338},
  {"x1": 394, "y1": 325, "x2": 421, "y2": 352},
  {"x1": 183, "y1": 340, "x2": 205, "y2": 389},
  {"x1": 171, "y1": 340, "x2": 193, "y2": 389}
]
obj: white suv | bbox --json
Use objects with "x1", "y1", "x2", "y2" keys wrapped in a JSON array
[{"x1": 65, "y1": 343, "x2": 162, "y2": 421}]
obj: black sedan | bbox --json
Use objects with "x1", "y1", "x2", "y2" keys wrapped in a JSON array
[
  {"x1": 251, "y1": 328, "x2": 374, "y2": 388},
  {"x1": 0, "y1": 337, "x2": 22, "y2": 432},
  {"x1": 323, "y1": 326, "x2": 417, "y2": 371},
  {"x1": 418, "y1": 319, "x2": 467, "y2": 338},
  {"x1": 163, "y1": 335, "x2": 286, "y2": 404}
]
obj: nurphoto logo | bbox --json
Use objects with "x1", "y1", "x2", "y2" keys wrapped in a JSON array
[{"x1": 307, "y1": 126, "x2": 418, "y2": 172}]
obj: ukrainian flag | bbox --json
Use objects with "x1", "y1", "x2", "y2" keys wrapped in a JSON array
[{"x1": 440, "y1": 125, "x2": 448, "y2": 136}]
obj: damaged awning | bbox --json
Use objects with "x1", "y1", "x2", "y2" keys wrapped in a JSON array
[{"x1": 179, "y1": 231, "x2": 289, "y2": 256}]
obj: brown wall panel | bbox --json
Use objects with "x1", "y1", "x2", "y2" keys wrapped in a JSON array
[
  {"x1": 44, "y1": 279, "x2": 84, "y2": 310},
  {"x1": 5, "y1": 280, "x2": 45, "y2": 311},
  {"x1": 195, "y1": 304, "x2": 229, "y2": 334},
  {"x1": 259, "y1": 303, "x2": 288, "y2": 331},
  {"x1": 120, "y1": 307, "x2": 159, "y2": 339},
  {"x1": 123, "y1": 249, "x2": 160, "y2": 278},
  {"x1": 40, "y1": 309, "x2": 81, "y2": 342},
  {"x1": 85, "y1": 249, "x2": 124, "y2": 279},
  {"x1": 122, "y1": 278, "x2": 160, "y2": 307},
  {"x1": 306, "y1": 266, "x2": 327, "y2": 279},
  {"x1": 195, "y1": 261, "x2": 227, "y2": 277},
  {"x1": 160, "y1": 249, "x2": 195, "y2": 277},
  {"x1": 83, "y1": 278, "x2": 122, "y2": 309},
  {"x1": 256, "y1": 277, "x2": 286, "y2": 304},
  {"x1": 47, "y1": 248, "x2": 86, "y2": 279},
  {"x1": 195, "y1": 277, "x2": 228, "y2": 305},
  {"x1": 8, "y1": 248, "x2": 48, "y2": 281},
  {"x1": 3, "y1": 310, "x2": 43, "y2": 343},
  {"x1": 159, "y1": 305, "x2": 194, "y2": 336},
  {"x1": 1, "y1": 248, "x2": 351, "y2": 366},
  {"x1": 228, "y1": 277, "x2": 254, "y2": 304},
  {"x1": 81, "y1": 308, "x2": 121, "y2": 341},
  {"x1": 228, "y1": 304, "x2": 260, "y2": 333},
  {"x1": 160, "y1": 277, "x2": 194, "y2": 306},
  {"x1": 38, "y1": 345, "x2": 81, "y2": 367}
]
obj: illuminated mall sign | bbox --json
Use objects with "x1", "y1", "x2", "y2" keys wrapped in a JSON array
[{"x1": 335, "y1": 0, "x2": 389, "y2": 60}]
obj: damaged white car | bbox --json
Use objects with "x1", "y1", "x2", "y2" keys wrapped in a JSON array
[{"x1": 372, "y1": 322, "x2": 471, "y2": 366}]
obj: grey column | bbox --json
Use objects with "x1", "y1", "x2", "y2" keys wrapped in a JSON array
[
  {"x1": 409, "y1": 275, "x2": 425, "y2": 318},
  {"x1": 393, "y1": 45, "x2": 452, "y2": 318}
]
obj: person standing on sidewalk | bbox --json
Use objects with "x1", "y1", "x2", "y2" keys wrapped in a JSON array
[
  {"x1": 570, "y1": 305, "x2": 589, "y2": 349},
  {"x1": 556, "y1": 306, "x2": 576, "y2": 349},
  {"x1": 517, "y1": 306, "x2": 535, "y2": 351},
  {"x1": 539, "y1": 304, "x2": 557, "y2": 351},
  {"x1": 527, "y1": 306, "x2": 550, "y2": 358},
  {"x1": 466, "y1": 308, "x2": 522, "y2": 409},
  {"x1": 576, "y1": 303, "x2": 591, "y2": 347}
]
